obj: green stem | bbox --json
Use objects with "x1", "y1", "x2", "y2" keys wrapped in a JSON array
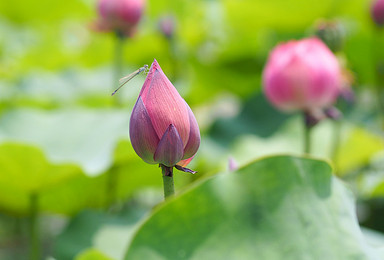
[
  {"x1": 168, "y1": 36, "x2": 178, "y2": 82},
  {"x1": 105, "y1": 32, "x2": 125, "y2": 210},
  {"x1": 372, "y1": 27, "x2": 384, "y2": 130},
  {"x1": 375, "y1": 83, "x2": 384, "y2": 130},
  {"x1": 12, "y1": 217, "x2": 22, "y2": 259},
  {"x1": 161, "y1": 165, "x2": 175, "y2": 199},
  {"x1": 331, "y1": 120, "x2": 342, "y2": 173},
  {"x1": 106, "y1": 166, "x2": 119, "y2": 211},
  {"x1": 29, "y1": 193, "x2": 39, "y2": 260},
  {"x1": 113, "y1": 32, "x2": 125, "y2": 106},
  {"x1": 303, "y1": 115, "x2": 312, "y2": 154}
]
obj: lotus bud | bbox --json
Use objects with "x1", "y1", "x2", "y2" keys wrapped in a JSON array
[
  {"x1": 129, "y1": 59, "x2": 200, "y2": 173},
  {"x1": 94, "y1": 0, "x2": 145, "y2": 37},
  {"x1": 371, "y1": 0, "x2": 384, "y2": 27},
  {"x1": 158, "y1": 15, "x2": 176, "y2": 39},
  {"x1": 228, "y1": 157, "x2": 239, "y2": 172},
  {"x1": 262, "y1": 38, "x2": 341, "y2": 115}
]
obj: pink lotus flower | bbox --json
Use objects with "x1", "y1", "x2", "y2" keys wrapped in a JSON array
[
  {"x1": 262, "y1": 38, "x2": 341, "y2": 113},
  {"x1": 371, "y1": 0, "x2": 384, "y2": 26},
  {"x1": 94, "y1": 0, "x2": 145, "y2": 37},
  {"x1": 129, "y1": 59, "x2": 200, "y2": 168}
]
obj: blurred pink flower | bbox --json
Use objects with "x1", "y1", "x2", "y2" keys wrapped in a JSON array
[
  {"x1": 158, "y1": 15, "x2": 176, "y2": 39},
  {"x1": 228, "y1": 157, "x2": 238, "y2": 172},
  {"x1": 371, "y1": 0, "x2": 384, "y2": 26},
  {"x1": 94, "y1": 0, "x2": 145, "y2": 37},
  {"x1": 262, "y1": 38, "x2": 341, "y2": 113},
  {"x1": 130, "y1": 59, "x2": 200, "y2": 168}
]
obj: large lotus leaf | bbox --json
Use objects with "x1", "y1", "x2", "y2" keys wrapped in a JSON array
[
  {"x1": 310, "y1": 121, "x2": 383, "y2": 175},
  {"x1": 75, "y1": 249, "x2": 113, "y2": 260},
  {"x1": 208, "y1": 94, "x2": 291, "y2": 144},
  {"x1": 0, "y1": 131, "x2": 194, "y2": 216},
  {"x1": 371, "y1": 176, "x2": 384, "y2": 199},
  {"x1": 0, "y1": 141, "x2": 173, "y2": 216},
  {"x1": 0, "y1": 143, "x2": 83, "y2": 214},
  {"x1": 124, "y1": 156, "x2": 380, "y2": 260},
  {"x1": 55, "y1": 207, "x2": 150, "y2": 260},
  {"x1": 0, "y1": 143, "x2": 81, "y2": 193},
  {"x1": 0, "y1": 109, "x2": 130, "y2": 176},
  {"x1": 362, "y1": 227, "x2": 384, "y2": 257},
  {"x1": 0, "y1": 108, "x2": 203, "y2": 182},
  {"x1": 225, "y1": 0, "x2": 333, "y2": 32},
  {"x1": 0, "y1": 142, "x2": 113, "y2": 215},
  {"x1": 223, "y1": 115, "x2": 383, "y2": 176},
  {"x1": 334, "y1": 127, "x2": 384, "y2": 174},
  {"x1": 39, "y1": 153, "x2": 166, "y2": 215}
]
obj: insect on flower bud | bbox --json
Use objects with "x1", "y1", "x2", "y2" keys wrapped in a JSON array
[
  {"x1": 129, "y1": 59, "x2": 200, "y2": 171},
  {"x1": 94, "y1": 0, "x2": 146, "y2": 37},
  {"x1": 262, "y1": 38, "x2": 341, "y2": 114}
]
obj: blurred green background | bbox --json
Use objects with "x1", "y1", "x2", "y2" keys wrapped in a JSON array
[{"x1": 1, "y1": 0, "x2": 384, "y2": 259}]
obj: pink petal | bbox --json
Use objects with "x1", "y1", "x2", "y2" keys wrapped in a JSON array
[
  {"x1": 182, "y1": 102, "x2": 200, "y2": 159},
  {"x1": 154, "y1": 124, "x2": 184, "y2": 167},
  {"x1": 140, "y1": 59, "x2": 190, "y2": 146},
  {"x1": 177, "y1": 156, "x2": 194, "y2": 167},
  {"x1": 129, "y1": 97, "x2": 159, "y2": 164}
]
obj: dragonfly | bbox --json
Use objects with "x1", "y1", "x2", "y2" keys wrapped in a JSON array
[{"x1": 111, "y1": 64, "x2": 149, "y2": 96}]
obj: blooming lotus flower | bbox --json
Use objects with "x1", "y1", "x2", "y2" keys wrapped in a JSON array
[
  {"x1": 129, "y1": 59, "x2": 200, "y2": 170},
  {"x1": 94, "y1": 0, "x2": 145, "y2": 37},
  {"x1": 371, "y1": 0, "x2": 384, "y2": 26},
  {"x1": 262, "y1": 38, "x2": 341, "y2": 113}
]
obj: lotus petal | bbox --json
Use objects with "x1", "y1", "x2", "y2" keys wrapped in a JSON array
[
  {"x1": 154, "y1": 124, "x2": 184, "y2": 167},
  {"x1": 129, "y1": 97, "x2": 159, "y2": 164},
  {"x1": 182, "y1": 102, "x2": 200, "y2": 159},
  {"x1": 140, "y1": 60, "x2": 190, "y2": 146}
]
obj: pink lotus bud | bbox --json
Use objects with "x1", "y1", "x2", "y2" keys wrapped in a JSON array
[
  {"x1": 371, "y1": 0, "x2": 384, "y2": 27},
  {"x1": 158, "y1": 15, "x2": 176, "y2": 39},
  {"x1": 129, "y1": 59, "x2": 200, "y2": 167},
  {"x1": 228, "y1": 157, "x2": 238, "y2": 172},
  {"x1": 95, "y1": 0, "x2": 145, "y2": 36},
  {"x1": 262, "y1": 38, "x2": 341, "y2": 112}
]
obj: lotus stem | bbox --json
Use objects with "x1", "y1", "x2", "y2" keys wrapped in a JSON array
[
  {"x1": 161, "y1": 165, "x2": 175, "y2": 199},
  {"x1": 372, "y1": 27, "x2": 384, "y2": 130},
  {"x1": 304, "y1": 126, "x2": 311, "y2": 154},
  {"x1": 29, "y1": 193, "x2": 39, "y2": 260},
  {"x1": 105, "y1": 31, "x2": 125, "y2": 210},
  {"x1": 106, "y1": 166, "x2": 119, "y2": 211},
  {"x1": 375, "y1": 82, "x2": 384, "y2": 130},
  {"x1": 113, "y1": 31, "x2": 125, "y2": 106},
  {"x1": 303, "y1": 113, "x2": 312, "y2": 154},
  {"x1": 331, "y1": 119, "x2": 342, "y2": 172}
]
